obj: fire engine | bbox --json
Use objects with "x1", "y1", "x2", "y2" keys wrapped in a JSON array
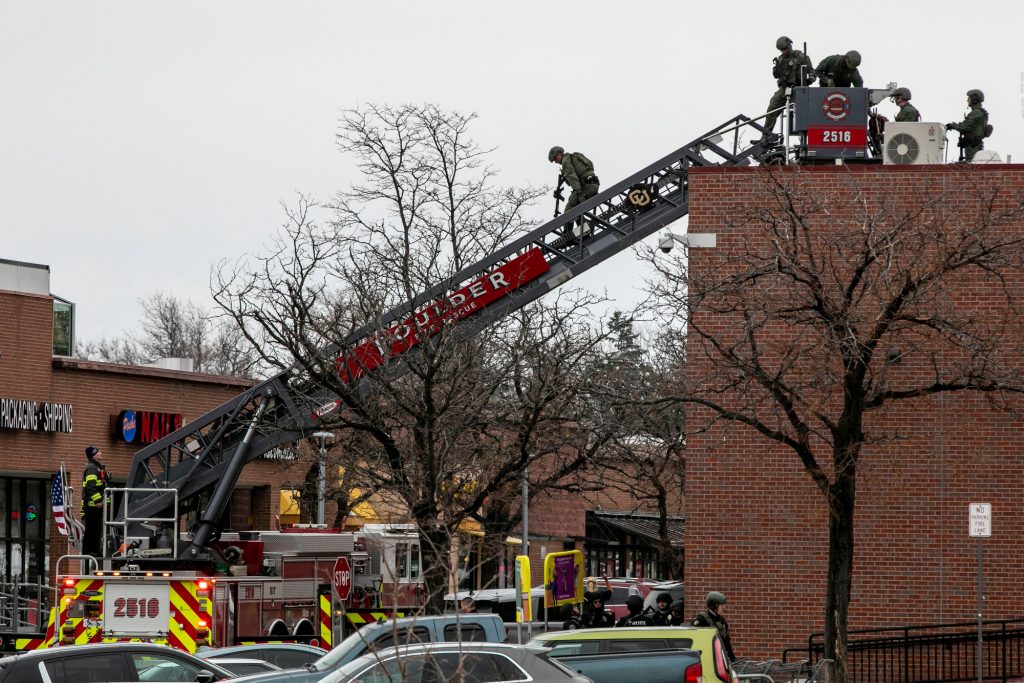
[
  {"x1": 9, "y1": 86, "x2": 907, "y2": 655},
  {"x1": 51, "y1": 521, "x2": 423, "y2": 653}
]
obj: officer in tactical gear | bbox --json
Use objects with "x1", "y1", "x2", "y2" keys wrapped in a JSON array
[
  {"x1": 946, "y1": 89, "x2": 990, "y2": 162},
  {"x1": 81, "y1": 446, "x2": 110, "y2": 558},
  {"x1": 891, "y1": 87, "x2": 920, "y2": 122},
  {"x1": 615, "y1": 594, "x2": 653, "y2": 627},
  {"x1": 582, "y1": 596, "x2": 616, "y2": 628},
  {"x1": 693, "y1": 591, "x2": 735, "y2": 660},
  {"x1": 755, "y1": 36, "x2": 816, "y2": 145},
  {"x1": 816, "y1": 50, "x2": 864, "y2": 88},
  {"x1": 549, "y1": 146, "x2": 599, "y2": 235},
  {"x1": 650, "y1": 592, "x2": 674, "y2": 626}
]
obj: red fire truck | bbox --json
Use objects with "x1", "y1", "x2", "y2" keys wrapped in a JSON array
[{"x1": 51, "y1": 524, "x2": 422, "y2": 653}]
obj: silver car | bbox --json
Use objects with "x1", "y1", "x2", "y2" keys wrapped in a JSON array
[{"x1": 307, "y1": 641, "x2": 591, "y2": 683}]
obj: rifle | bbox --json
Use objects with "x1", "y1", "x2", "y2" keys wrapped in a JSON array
[{"x1": 553, "y1": 173, "x2": 565, "y2": 217}]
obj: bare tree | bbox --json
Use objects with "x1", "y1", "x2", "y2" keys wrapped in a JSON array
[
  {"x1": 78, "y1": 292, "x2": 255, "y2": 377},
  {"x1": 214, "y1": 103, "x2": 614, "y2": 611},
  {"x1": 590, "y1": 316, "x2": 687, "y2": 580},
  {"x1": 645, "y1": 168, "x2": 1024, "y2": 682}
]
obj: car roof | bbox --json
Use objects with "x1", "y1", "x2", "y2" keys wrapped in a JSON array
[
  {"x1": 204, "y1": 642, "x2": 326, "y2": 655},
  {"x1": 1, "y1": 641, "x2": 186, "y2": 662},
  {"x1": 531, "y1": 626, "x2": 713, "y2": 641},
  {"x1": 210, "y1": 657, "x2": 282, "y2": 668}
]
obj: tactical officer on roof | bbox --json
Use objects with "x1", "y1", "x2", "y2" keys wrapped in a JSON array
[
  {"x1": 548, "y1": 146, "x2": 599, "y2": 233},
  {"x1": 755, "y1": 36, "x2": 815, "y2": 145},
  {"x1": 946, "y1": 89, "x2": 990, "y2": 162},
  {"x1": 693, "y1": 591, "x2": 735, "y2": 661},
  {"x1": 891, "y1": 87, "x2": 920, "y2": 122},
  {"x1": 816, "y1": 50, "x2": 864, "y2": 88}
]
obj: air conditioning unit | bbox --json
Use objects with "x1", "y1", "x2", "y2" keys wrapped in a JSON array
[{"x1": 883, "y1": 122, "x2": 945, "y2": 165}]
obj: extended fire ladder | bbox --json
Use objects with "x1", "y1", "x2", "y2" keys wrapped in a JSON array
[{"x1": 121, "y1": 114, "x2": 776, "y2": 560}]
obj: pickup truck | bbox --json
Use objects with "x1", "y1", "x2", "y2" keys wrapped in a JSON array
[
  {"x1": 555, "y1": 649, "x2": 703, "y2": 683},
  {"x1": 231, "y1": 613, "x2": 507, "y2": 682}
]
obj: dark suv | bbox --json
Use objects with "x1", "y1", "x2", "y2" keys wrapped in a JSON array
[{"x1": 0, "y1": 642, "x2": 234, "y2": 683}]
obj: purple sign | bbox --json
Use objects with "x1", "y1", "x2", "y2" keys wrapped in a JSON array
[{"x1": 552, "y1": 555, "x2": 576, "y2": 602}]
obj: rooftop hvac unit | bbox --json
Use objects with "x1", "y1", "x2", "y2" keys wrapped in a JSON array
[{"x1": 883, "y1": 122, "x2": 945, "y2": 165}]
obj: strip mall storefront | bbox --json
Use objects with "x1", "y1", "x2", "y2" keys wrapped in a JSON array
[{"x1": 0, "y1": 259, "x2": 298, "y2": 620}]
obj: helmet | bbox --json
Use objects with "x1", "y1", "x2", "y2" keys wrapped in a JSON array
[
  {"x1": 548, "y1": 145, "x2": 564, "y2": 162},
  {"x1": 670, "y1": 599, "x2": 685, "y2": 614},
  {"x1": 776, "y1": 36, "x2": 792, "y2": 50},
  {"x1": 656, "y1": 592, "x2": 673, "y2": 605},
  {"x1": 845, "y1": 50, "x2": 862, "y2": 67},
  {"x1": 626, "y1": 595, "x2": 644, "y2": 614},
  {"x1": 967, "y1": 89, "x2": 985, "y2": 105},
  {"x1": 706, "y1": 591, "x2": 727, "y2": 608},
  {"x1": 892, "y1": 87, "x2": 912, "y2": 101}
]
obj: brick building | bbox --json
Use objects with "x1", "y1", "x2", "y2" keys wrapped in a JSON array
[
  {"x1": 0, "y1": 259, "x2": 307, "y2": 602},
  {"x1": 683, "y1": 165, "x2": 1024, "y2": 659}
]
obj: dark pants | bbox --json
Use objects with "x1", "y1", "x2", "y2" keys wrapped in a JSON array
[
  {"x1": 563, "y1": 182, "x2": 600, "y2": 236},
  {"x1": 82, "y1": 505, "x2": 103, "y2": 557}
]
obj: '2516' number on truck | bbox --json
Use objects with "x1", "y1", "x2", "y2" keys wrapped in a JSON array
[
  {"x1": 113, "y1": 597, "x2": 161, "y2": 618},
  {"x1": 822, "y1": 130, "x2": 852, "y2": 143}
]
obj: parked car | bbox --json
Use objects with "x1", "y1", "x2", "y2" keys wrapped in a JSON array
[
  {"x1": 444, "y1": 587, "x2": 549, "y2": 622},
  {"x1": 200, "y1": 643, "x2": 327, "y2": 670},
  {"x1": 555, "y1": 648, "x2": 703, "y2": 683},
  {"x1": 527, "y1": 626, "x2": 736, "y2": 683},
  {"x1": 641, "y1": 580, "x2": 685, "y2": 614},
  {"x1": 227, "y1": 613, "x2": 508, "y2": 682},
  {"x1": 591, "y1": 577, "x2": 660, "y2": 619},
  {"x1": 206, "y1": 657, "x2": 281, "y2": 676},
  {"x1": 0, "y1": 642, "x2": 235, "y2": 683},
  {"x1": 302, "y1": 641, "x2": 590, "y2": 683}
]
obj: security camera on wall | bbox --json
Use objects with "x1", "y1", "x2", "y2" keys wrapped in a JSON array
[{"x1": 659, "y1": 234, "x2": 675, "y2": 253}]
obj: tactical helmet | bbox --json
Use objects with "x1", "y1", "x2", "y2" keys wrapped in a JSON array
[
  {"x1": 776, "y1": 36, "x2": 793, "y2": 50},
  {"x1": 845, "y1": 50, "x2": 862, "y2": 67},
  {"x1": 657, "y1": 592, "x2": 673, "y2": 605},
  {"x1": 626, "y1": 594, "x2": 644, "y2": 614},
  {"x1": 892, "y1": 87, "x2": 912, "y2": 101},
  {"x1": 706, "y1": 591, "x2": 727, "y2": 608},
  {"x1": 967, "y1": 89, "x2": 985, "y2": 105},
  {"x1": 548, "y1": 145, "x2": 564, "y2": 162}
]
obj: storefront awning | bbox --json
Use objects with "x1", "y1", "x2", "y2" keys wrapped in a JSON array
[{"x1": 590, "y1": 511, "x2": 685, "y2": 548}]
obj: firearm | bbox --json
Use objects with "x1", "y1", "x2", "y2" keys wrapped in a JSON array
[{"x1": 553, "y1": 173, "x2": 565, "y2": 217}]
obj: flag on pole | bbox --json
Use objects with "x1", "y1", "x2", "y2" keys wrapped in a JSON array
[{"x1": 51, "y1": 470, "x2": 68, "y2": 536}]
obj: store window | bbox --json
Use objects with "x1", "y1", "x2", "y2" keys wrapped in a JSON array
[
  {"x1": 0, "y1": 477, "x2": 50, "y2": 584},
  {"x1": 52, "y1": 297, "x2": 75, "y2": 357}
]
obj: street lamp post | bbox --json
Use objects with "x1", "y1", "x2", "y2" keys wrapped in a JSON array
[{"x1": 311, "y1": 431, "x2": 335, "y2": 526}]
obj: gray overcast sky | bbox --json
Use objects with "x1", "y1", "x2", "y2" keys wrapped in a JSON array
[{"x1": 3, "y1": 1, "x2": 1022, "y2": 344}]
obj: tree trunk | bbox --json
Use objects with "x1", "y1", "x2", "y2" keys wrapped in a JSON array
[
  {"x1": 479, "y1": 510, "x2": 516, "y2": 590},
  {"x1": 655, "y1": 489, "x2": 679, "y2": 580},
  {"x1": 824, "y1": 470, "x2": 856, "y2": 683},
  {"x1": 418, "y1": 524, "x2": 453, "y2": 615}
]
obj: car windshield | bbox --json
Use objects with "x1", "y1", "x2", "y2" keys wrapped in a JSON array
[{"x1": 313, "y1": 626, "x2": 378, "y2": 671}]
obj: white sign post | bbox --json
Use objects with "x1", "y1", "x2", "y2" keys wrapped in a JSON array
[{"x1": 969, "y1": 503, "x2": 991, "y2": 683}]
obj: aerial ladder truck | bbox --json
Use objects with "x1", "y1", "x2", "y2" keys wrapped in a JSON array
[{"x1": 32, "y1": 111, "x2": 791, "y2": 654}]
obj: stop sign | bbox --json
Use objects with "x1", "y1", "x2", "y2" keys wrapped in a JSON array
[{"x1": 333, "y1": 556, "x2": 352, "y2": 601}]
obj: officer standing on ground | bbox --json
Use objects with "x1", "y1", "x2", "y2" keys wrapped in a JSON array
[
  {"x1": 693, "y1": 591, "x2": 735, "y2": 661},
  {"x1": 650, "y1": 592, "x2": 674, "y2": 626},
  {"x1": 756, "y1": 36, "x2": 815, "y2": 144},
  {"x1": 548, "y1": 146, "x2": 599, "y2": 234},
  {"x1": 81, "y1": 446, "x2": 110, "y2": 558},
  {"x1": 816, "y1": 50, "x2": 864, "y2": 87},
  {"x1": 946, "y1": 89, "x2": 990, "y2": 162},
  {"x1": 892, "y1": 88, "x2": 920, "y2": 122}
]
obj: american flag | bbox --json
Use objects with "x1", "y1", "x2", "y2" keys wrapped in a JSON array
[{"x1": 51, "y1": 470, "x2": 68, "y2": 536}]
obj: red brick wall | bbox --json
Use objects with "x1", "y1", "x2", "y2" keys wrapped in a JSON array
[
  {"x1": 684, "y1": 165, "x2": 1024, "y2": 660},
  {"x1": 0, "y1": 289, "x2": 283, "y2": 584}
]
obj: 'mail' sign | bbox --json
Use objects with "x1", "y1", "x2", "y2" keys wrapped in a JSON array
[{"x1": 335, "y1": 248, "x2": 550, "y2": 383}]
